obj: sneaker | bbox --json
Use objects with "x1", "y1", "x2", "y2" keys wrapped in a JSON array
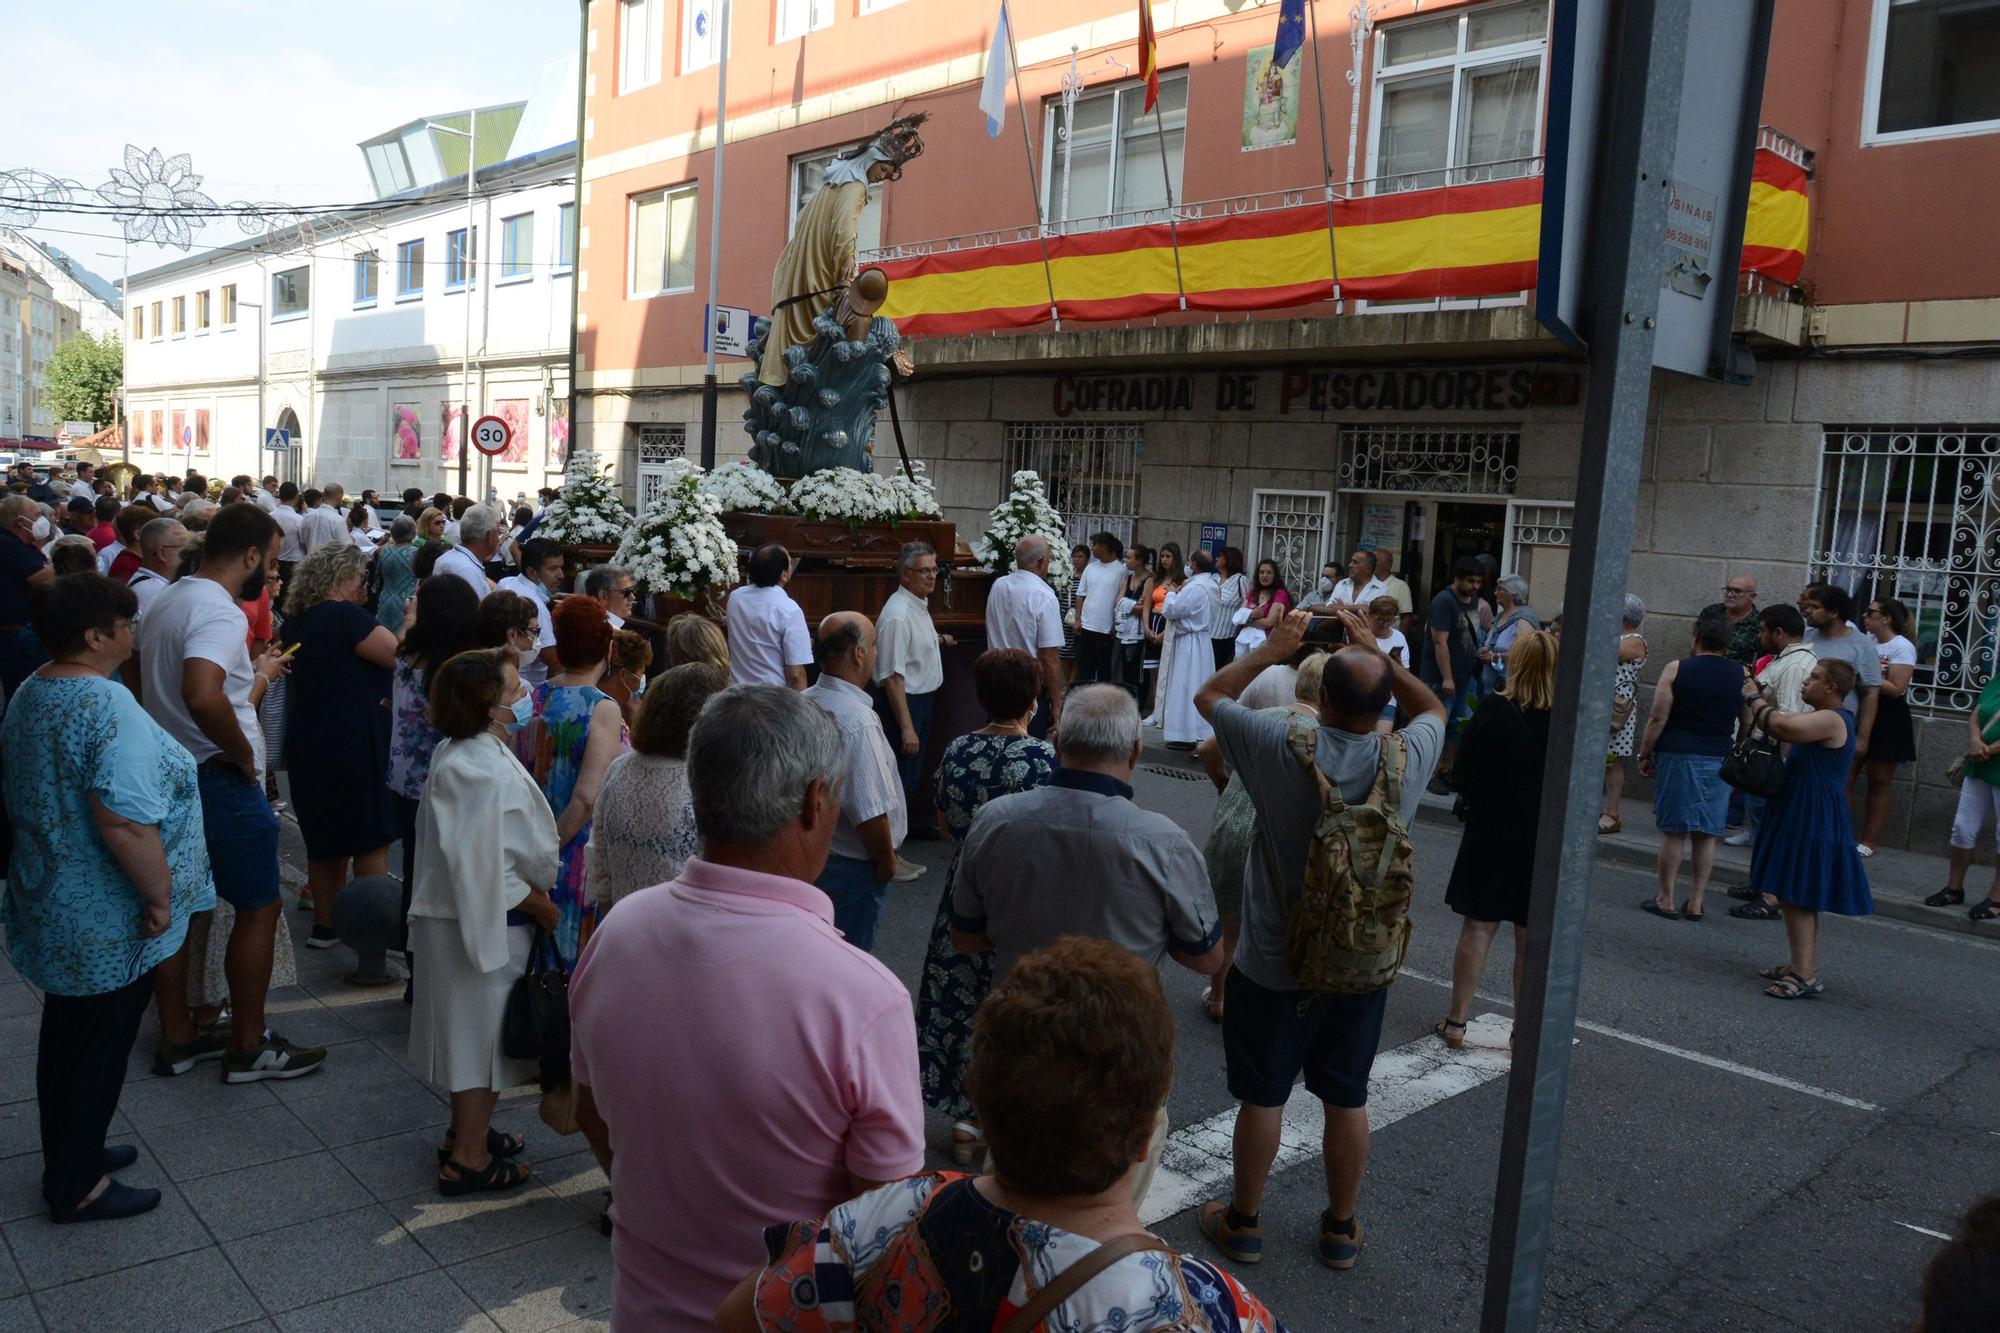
[
  {"x1": 1198, "y1": 1200, "x2": 1264, "y2": 1265},
  {"x1": 305, "y1": 924, "x2": 339, "y2": 949},
  {"x1": 1318, "y1": 1214, "x2": 1365, "y2": 1270},
  {"x1": 892, "y1": 858, "x2": 926, "y2": 882},
  {"x1": 296, "y1": 887, "x2": 314, "y2": 912},
  {"x1": 1723, "y1": 831, "x2": 1751, "y2": 847},
  {"x1": 222, "y1": 1031, "x2": 327, "y2": 1084},
  {"x1": 153, "y1": 1027, "x2": 229, "y2": 1077}
]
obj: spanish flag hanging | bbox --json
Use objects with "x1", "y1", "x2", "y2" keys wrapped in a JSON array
[{"x1": 1137, "y1": 1, "x2": 1160, "y2": 112}]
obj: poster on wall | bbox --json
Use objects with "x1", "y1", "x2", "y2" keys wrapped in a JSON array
[
  {"x1": 194, "y1": 408, "x2": 210, "y2": 452},
  {"x1": 548, "y1": 398, "x2": 570, "y2": 473},
  {"x1": 495, "y1": 399, "x2": 530, "y2": 467},
  {"x1": 1241, "y1": 44, "x2": 1300, "y2": 153},
  {"x1": 170, "y1": 411, "x2": 186, "y2": 454},
  {"x1": 441, "y1": 403, "x2": 463, "y2": 465},
  {"x1": 149, "y1": 411, "x2": 163, "y2": 453},
  {"x1": 392, "y1": 403, "x2": 422, "y2": 463},
  {"x1": 132, "y1": 412, "x2": 146, "y2": 450},
  {"x1": 1360, "y1": 502, "x2": 1405, "y2": 553}
]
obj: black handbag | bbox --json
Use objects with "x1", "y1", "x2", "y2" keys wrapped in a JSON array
[
  {"x1": 501, "y1": 928, "x2": 572, "y2": 1090},
  {"x1": 1720, "y1": 730, "x2": 1785, "y2": 800}
]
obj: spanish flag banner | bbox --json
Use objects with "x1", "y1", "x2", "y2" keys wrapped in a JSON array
[
  {"x1": 1137, "y1": 1, "x2": 1160, "y2": 113},
  {"x1": 875, "y1": 148, "x2": 1809, "y2": 337}
]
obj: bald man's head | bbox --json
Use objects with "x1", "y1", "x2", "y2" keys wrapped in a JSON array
[
  {"x1": 1015, "y1": 535, "x2": 1050, "y2": 572},
  {"x1": 1320, "y1": 647, "x2": 1393, "y2": 732},
  {"x1": 814, "y1": 610, "x2": 875, "y2": 683}
]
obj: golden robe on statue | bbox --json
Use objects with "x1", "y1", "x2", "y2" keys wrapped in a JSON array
[{"x1": 759, "y1": 178, "x2": 871, "y2": 387}]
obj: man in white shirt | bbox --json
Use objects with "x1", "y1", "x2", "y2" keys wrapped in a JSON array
[
  {"x1": 137, "y1": 503, "x2": 326, "y2": 1085},
  {"x1": 803, "y1": 612, "x2": 908, "y2": 952},
  {"x1": 726, "y1": 543, "x2": 812, "y2": 688},
  {"x1": 356, "y1": 489, "x2": 382, "y2": 531},
  {"x1": 497, "y1": 536, "x2": 564, "y2": 689},
  {"x1": 298, "y1": 482, "x2": 348, "y2": 554},
  {"x1": 434, "y1": 502, "x2": 503, "y2": 599},
  {"x1": 127, "y1": 518, "x2": 188, "y2": 623},
  {"x1": 1072, "y1": 531, "x2": 1128, "y2": 686},
  {"x1": 582, "y1": 564, "x2": 637, "y2": 630},
  {"x1": 256, "y1": 474, "x2": 282, "y2": 513},
  {"x1": 68, "y1": 462, "x2": 96, "y2": 501},
  {"x1": 1328, "y1": 548, "x2": 1388, "y2": 607},
  {"x1": 1730, "y1": 603, "x2": 1817, "y2": 907},
  {"x1": 984, "y1": 535, "x2": 1066, "y2": 733},
  {"x1": 271, "y1": 483, "x2": 305, "y2": 583},
  {"x1": 875, "y1": 542, "x2": 954, "y2": 880}
]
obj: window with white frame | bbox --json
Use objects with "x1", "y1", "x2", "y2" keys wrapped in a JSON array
[
  {"x1": 500, "y1": 213, "x2": 534, "y2": 280},
  {"x1": 555, "y1": 203, "x2": 577, "y2": 272},
  {"x1": 858, "y1": 0, "x2": 907, "y2": 11},
  {"x1": 220, "y1": 284, "x2": 236, "y2": 326},
  {"x1": 397, "y1": 240, "x2": 425, "y2": 297},
  {"x1": 1003, "y1": 422, "x2": 1142, "y2": 547},
  {"x1": 620, "y1": 0, "x2": 663, "y2": 92},
  {"x1": 171, "y1": 296, "x2": 185, "y2": 335},
  {"x1": 634, "y1": 424, "x2": 688, "y2": 512},
  {"x1": 1041, "y1": 73, "x2": 1188, "y2": 231},
  {"x1": 445, "y1": 227, "x2": 477, "y2": 290},
  {"x1": 353, "y1": 251, "x2": 379, "y2": 306},
  {"x1": 1866, "y1": 0, "x2": 2000, "y2": 143},
  {"x1": 790, "y1": 150, "x2": 882, "y2": 255},
  {"x1": 682, "y1": 0, "x2": 725, "y2": 74},
  {"x1": 1369, "y1": 0, "x2": 1548, "y2": 192},
  {"x1": 131, "y1": 307, "x2": 143, "y2": 339},
  {"x1": 195, "y1": 289, "x2": 210, "y2": 330},
  {"x1": 630, "y1": 185, "x2": 698, "y2": 296},
  {"x1": 149, "y1": 301, "x2": 162, "y2": 339},
  {"x1": 776, "y1": 0, "x2": 834, "y2": 41},
  {"x1": 271, "y1": 266, "x2": 310, "y2": 319}
]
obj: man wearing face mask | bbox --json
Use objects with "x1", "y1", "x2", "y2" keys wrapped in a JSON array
[
  {"x1": 1298, "y1": 561, "x2": 1343, "y2": 611},
  {"x1": 0, "y1": 494, "x2": 56, "y2": 698},
  {"x1": 137, "y1": 503, "x2": 327, "y2": 1086}
]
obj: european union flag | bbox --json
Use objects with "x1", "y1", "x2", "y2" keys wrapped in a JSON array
[{"x1": 1272, "y1": 0, "x2": 1307, "y2": 70}]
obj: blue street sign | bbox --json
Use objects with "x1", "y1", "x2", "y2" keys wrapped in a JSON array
[{"x1": 264, "y1": 427, "x2": 292, "y2": 452}]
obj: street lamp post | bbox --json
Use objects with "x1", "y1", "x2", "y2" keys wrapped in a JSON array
[
  {"x1": 426, "y1": 118, "x2": 477, "y2": 499},
  {"x1": 238, "y1": 300, "x2": 267, "y2": 481},
  {"x1": 698, "y1": 0, "x2": 732, "y2": 471}
]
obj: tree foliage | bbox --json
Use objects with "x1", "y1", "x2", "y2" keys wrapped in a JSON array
[{"x1": 44, "y1": 332, "x2": 122, "y2": 429}]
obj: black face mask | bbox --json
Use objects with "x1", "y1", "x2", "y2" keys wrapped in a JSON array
[{"x1": 240, "y1": 568, "x2": 268, "y2": 602}]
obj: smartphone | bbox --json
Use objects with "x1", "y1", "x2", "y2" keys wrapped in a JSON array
[
  {"x1": 275, "y1": 641, "x2": 301, "y2": 660},
  {"x1": 1302, "y1": 612, "x2": 1348, "y2": 646}
]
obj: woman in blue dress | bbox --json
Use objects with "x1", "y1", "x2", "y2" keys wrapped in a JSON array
[
  {"x1": 1742, "y1": 657, "x2": 1873, "y2": 999},
  {"x1": 914, "y1": 649, "x2": 1056, "y2": 1164}
]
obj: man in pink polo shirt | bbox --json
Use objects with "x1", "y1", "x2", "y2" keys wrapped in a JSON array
[{"x1": 570, "y1": 684, "x2": 925, "y2": 1330}]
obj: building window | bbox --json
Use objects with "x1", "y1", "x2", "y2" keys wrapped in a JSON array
[
  {"x1": 220, "y1": 283, "x2": 237, "y2": 326},
  {"x1": 620, "y1": 0, "x2": 663, "y2": 93},
  {"x1": 629, "y1": 185, "x2": 698, "y2": 296},
  {"x1": 555, "y1": 202, "x2": 577, "y2": 273},
  {"x1": 398, "y1": 239, "x2": 426, "y2": 297},
  {"x1": 1040, "y1": 73, "x2": 1188, "y2": 231},
  {"x1": 1811, "y1": 426, "x2": 2000, "y2": 712},
  {"x1": 445, "y1": 227, "x2": 478, "y2": 290},
  {"x1": 171, "y1": 296, "x2": 185, "y2": 335},
  {"x1": 1337, "y1": 424, "x2": 1521, "y2": 495},
  {"x1": 149, "y1": 301, "x2": 162, "y2": 340},
  {"x1": 1370, "y1": 0, "x2": 1548, "y2": 192},
  {"x1": 775, "y1": 0, "x2": 834, "y2": 42},
  {"x1": 354, "y1": 251, "x2": 379, "y2": 306},
  {"x1": 1867, "y1": 0, "x2": 2000, "y2": 144},
  {"x1": 195, "y1": 289, "x2": 210, "y2": 330},
  {"x1": 682, "y1": 0, "x2": 725, "y2": 73},
  {"x1": 272, "y1": 266, "x2": 310, "y2": 319},
  {"x1": 791, "y1": 150, "x2": 883, "y2": 255},
  {"x1": 858, "y1": 0, "x2": 908, "y2": 11},
  {"x1": 1003, "y1": 422, "x2": 1142, "y2": 548},
  {"x1": 131, "y1": 307, "x2": 143, "y2": 339},
  {"x1": 500, "y1": 213, "x2": 535, "y2": 280},
  {"x1": 635, "y1": 424, "x2": 688, "y2": 511}
]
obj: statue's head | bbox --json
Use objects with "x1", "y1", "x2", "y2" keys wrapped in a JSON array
[{"x1": 841, "y1": 112, "x2": 928, "y2": 185}]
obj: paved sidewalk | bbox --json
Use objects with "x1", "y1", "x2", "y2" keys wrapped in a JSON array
[{"x1": 0, "y1": 879, "x2": 614, "y2": 1333}]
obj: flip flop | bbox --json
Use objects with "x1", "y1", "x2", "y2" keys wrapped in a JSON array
[
  {"x1": 1640, "y1": 899, "x2": 1680, "y2": 920},
  {"x1": 1681, "y1": 907, "x2": 1705, "y2": 922}
]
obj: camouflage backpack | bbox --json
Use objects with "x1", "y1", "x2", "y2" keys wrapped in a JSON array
[{"x1": 1276, "y1": 715, "x2": 1417, "y2": 994}]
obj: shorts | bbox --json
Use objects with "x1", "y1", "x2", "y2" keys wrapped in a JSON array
[
  {"x1": 197, "y1": 761, "x2": 282, "y2": 911},
  {"x1": 1222, "y1": 966, "x2": 1389, "y2": 1110}
]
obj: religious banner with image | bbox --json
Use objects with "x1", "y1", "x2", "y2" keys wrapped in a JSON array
[
  {"x1": 495, "y1": 398, "x2": 530, "y2": 467},
  {"x1": 171, "y1": 410, "x2": 187, "y2": 454},
  {"x1": 441, "y1": 403, "x2": 463, "y2": 464},
  {"x1": 548, "y1": 398, "x2": 570, "y2": 472},
  {"x1": 194, "y1": 408, "x2": 210, "y2": 452},
  {"x1": 392, "y1": 403, "x2": 422, "y2": 463},
  {"x1": 149, "y1": 411, "x2": 163, "y2": 453},
  {"x1": 1241, "y1": 44, "x2": 1300, "y2": 152}
]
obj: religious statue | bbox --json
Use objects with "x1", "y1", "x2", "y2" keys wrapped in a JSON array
[{"x1": 741, "y1": 114, "x2": 926, "y2": 481}]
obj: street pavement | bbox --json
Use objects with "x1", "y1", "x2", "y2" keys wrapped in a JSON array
[{"x1": 1, "y1": 749, "x2": 1995, "y2": 1331}]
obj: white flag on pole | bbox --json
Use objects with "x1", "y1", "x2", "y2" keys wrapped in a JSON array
[{"x1": 979, "y1": 2, "x2": 1012, "y2": 139}]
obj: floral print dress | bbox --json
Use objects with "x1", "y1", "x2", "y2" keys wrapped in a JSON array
[
  {"x1": 513, "y1": 682, "x2": 628, "y2": 963},
  {"x1": 916, "y1": 732, "x2": 1057, "y2": 1120}
]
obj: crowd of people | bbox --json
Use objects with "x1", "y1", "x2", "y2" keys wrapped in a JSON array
[{"x1": 1, "y1": 457, "x2": 1993, "y2": 1329}]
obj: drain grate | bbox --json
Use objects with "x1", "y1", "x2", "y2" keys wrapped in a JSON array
[{"x1": 1139, "y1": 764, "x2": 1209, "y2": 782}]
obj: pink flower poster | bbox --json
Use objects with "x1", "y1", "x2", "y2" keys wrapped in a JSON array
[
  {"x1": 495, "y1": 399, "x2": 530, "y2": 467},
  {"x1": 194, "y1": 408, "x2": 210, "y2": 452},
  {"x1": 393, "y1": 403, "x2": 422, "y2": 461},
  {"x1": 171, "y1": 410, "x2": 187, "y2": 454},
  {"x1": 149, "y1": 411, "x2": 163, "y2": 452},
  {"x1": 441, "y1": 403, "x2": 463, "y2": 464},
  {"x1": 549, "y1": 400, "x2": 570, "y2": 472}
]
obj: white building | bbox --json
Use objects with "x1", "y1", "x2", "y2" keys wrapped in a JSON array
[
  {"x1": 124, "y1": 73, "x2": 578, "y2": 497},
  {"x1": 0, "y1": 230, "x2": 123, "y2": 344},
  {"x1": 0, "y1": 250, "x2": 61, "y2": 445}
]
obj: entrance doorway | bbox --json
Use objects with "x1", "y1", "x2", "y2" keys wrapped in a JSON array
[
  {"x1": 1429, "y1": 501, "x2": 1506, "y2": 594},
  {"x1": 274, "y1": 408, "x2": 303, "y2": 485}
]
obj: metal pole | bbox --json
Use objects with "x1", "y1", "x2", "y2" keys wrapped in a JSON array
[
  {"x1": 459, "y1": 113, "x2": 475, "y2": 499},
  {"x1": 1150, "y1": 99, "x2": 1188, "y2": 310},
  {"x1": 566, "y1": 0, "x2": 587, "y2": 483},
  {"x1": 1304, "y1": 0, "x2": 1342, "y2": 302},
  {"x1": 699, "y1": 0, "x2": 732, "y2": 472},
  {"x1": 119, "y1": 238, "x2": 130, "y2": 467},
  {"x1": 1003, "y1": 0, "x2": 1062, "y2": 330},
  {"x1": 1480, "y1": 0, "x2": 1691, "y2": 1327}
]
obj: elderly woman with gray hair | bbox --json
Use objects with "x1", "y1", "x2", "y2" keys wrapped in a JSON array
[
  {"x1": 1478, "y1": 573, "x2": 1539, "y2": 693},
  {"x1": 280, "y1": 541, "x2": 401, "y2": 948},
  {"x1": 1601, "y1": 593, "x2": 1649, "y2": 835},
  {"x1": 373, "y1": 513, "x2": 420, "y2": 632}
]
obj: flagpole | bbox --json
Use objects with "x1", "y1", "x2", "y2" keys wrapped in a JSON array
[
  {"x1": 1305, "y1": 0, "x2": 1341, "y2": 305},
  {"x1": 1002, "y1": 0, "x2": 1062, "y2": 330},
  {"x1": 1151, "y1": 99, "x2": 1188, "y2": 311}
]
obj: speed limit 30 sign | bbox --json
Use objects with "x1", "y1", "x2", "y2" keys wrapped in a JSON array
[{"x1": 470, "y1": 414, "x2": 511, "y2": 456}]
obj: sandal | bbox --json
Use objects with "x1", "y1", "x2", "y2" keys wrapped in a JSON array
[
  {"x1": 1597, "y1": 815, "x2": 1622, "y2": 836},
  {"x1": 1434, "y1": 1018, "x2": 1467, "y2": 1050},
  {"x1": 1681, "y1": 906, "x2": 1704, "y2": 922},
  {"x1": 1924, "y1": 887, "x2": 1965, "y2": 908},
  {"x1": 1202, "y1": 987, "x2": 1224, "y2": 1025},
  {"x1": 1727, "y1": 885, "x2": 1759, "y2": 901},
  {"x1": 949, "y1": 1121, "x2": 984, "y2": 1167},
  {"x1": 1640, "y1": 899, "x2": 1680, "y2": 920},
  {"x1": 1730, "y1": 900, "x2": 1782, "y2": 920},
  {"x1": 438, "y1": 1156, "x2": 531, "y2": 1197},
  {"x1": 1971, "y1": 899, "x2": 2000, "y2": 922},
  {"x1": 436, "y1": 1128, "x2": 525, "y2": 1165},
  {"x1": 1763, "y1": 972, "x2": 1823, "y2": 1000},
  {"x1": 1757, "y1": 962, "x2": 1802, "y2": 981}
]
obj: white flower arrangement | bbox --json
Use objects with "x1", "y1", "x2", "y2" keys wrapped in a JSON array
[
  {"x1": 789, "y1": 466, "x2": 897, "y2": 530},
  {"x1": 698, "y1": 460, "x2": 791, "y2": 515},
  {"x1": 886, "y1": 460, "x2": 942, "y2": 520},
  {"x1": 976, "y1": 469, "x2": 1071, "y2": 590},
  {"x1": 538, "y1": 451, "x2": 633, "y2": 545},
  {"x1": 614, "y1": 459, "x2": 742, "y2": 603}
]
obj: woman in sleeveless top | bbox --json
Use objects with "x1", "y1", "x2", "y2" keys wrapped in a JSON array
[
  {"x1": 1143, "y1": 543, "x2": 1180, "y2": 724},
  {"x1": 1116, "y1": 546, "x2": 1154, "y2": 704},
  {"x1": 1853, "y1": 597, "x2": 1918, "y2": 855},
  {"x1": 1636, "y1": 616, "x2": 1745, "y2": 921},
  {"x1": 1742, "y1": 659, "x2": 1873, "y2": 998},
  {"x1": 1600, "y1": 595, "x2": 1648, "y2": 834}
]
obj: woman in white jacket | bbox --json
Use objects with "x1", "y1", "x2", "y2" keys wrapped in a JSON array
[{"x1": 406, "y1": 648, "x2": 561, "y2": 1197}]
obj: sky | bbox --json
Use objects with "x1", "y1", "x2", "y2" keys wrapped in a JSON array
[{"x1": 2, "y1": 0, "x2": 579, "y2": 286}]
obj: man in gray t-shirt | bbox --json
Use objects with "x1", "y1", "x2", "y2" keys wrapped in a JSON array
[
  {"x1": 1800, "y1": 583, "x2": 1881, "y2": 755},
  {"x1": 1192, "y1": 606, "x2": 1445, "y2": 1272}
]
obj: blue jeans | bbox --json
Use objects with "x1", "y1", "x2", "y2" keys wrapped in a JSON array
[
  {"x1": 197, "y1": 761, "x2": 281, "y2": 910},
  {"x1": 875, "y1": 687, "x2": 934, "y2": 803},
  {"x1": 817, "y1": 854, "x2": 890, "y2": 953}
]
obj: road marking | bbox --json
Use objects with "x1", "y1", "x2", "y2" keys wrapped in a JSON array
[
  {"x1": 1894, "y1": 1221, "x2": 1952, "y2": 1241},
  {"x1": 1139, "y1": 1013, "x2": 1514, "y2": 1226},
  {"x1": 1398, "y1": 966, "x2": 1882, "y2": 1113}
]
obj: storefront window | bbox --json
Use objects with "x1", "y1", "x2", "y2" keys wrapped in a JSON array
[{"x1": 1004, "y1": 421, "x2": 1141, "y2": 547}]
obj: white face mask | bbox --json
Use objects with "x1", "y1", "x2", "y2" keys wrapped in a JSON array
[
  {"x1": 30, "y1": 517, "x2": 50, "y2": 541},
  {"x1": 1184, "y1": 562, "x2": 1197, "y2": 579},
  {"x1": 1318, "y1": 577, "x2": 1335, "y2": 595}
]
